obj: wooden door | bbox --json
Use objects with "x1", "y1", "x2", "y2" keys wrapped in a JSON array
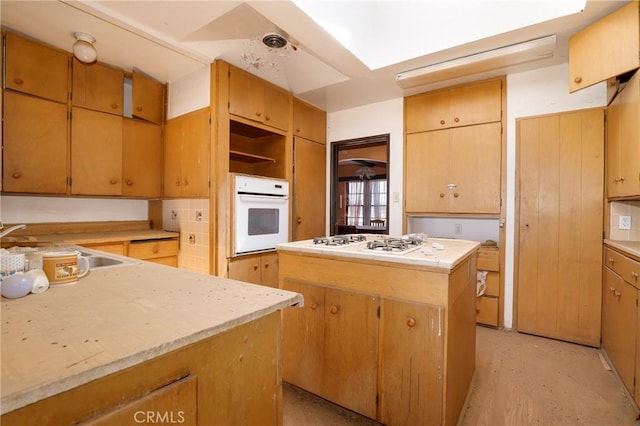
[
  {"x1": 228, "y1": 255, "x2": 262, "y2": 285},
  {"x1": 228, "y1": 66, "x2": 263, "y2": 123},
  {"x1": 516, "y1": 109, "x2": 604, "y2": 346},
  {"x1": 122, "y1": 119, "x2": 161, "y2": 198},
  {"x1": 405, "y1": 90, "x2": 451, "y2": 133},
  {"x1": 405, "y1": 130, "x2": 449, "y2": 213},
  {"x1": 4, "y1": 31, "x2": 69, "y2": 103},
  {"x1": 260, "y1": 253, "x2": 279, "y2": 288},
  {"x1": 321, "y1": 287, "x2": 378, "y2": 419},
  {"x1": 618, "y1": 70, "x2": 640, "y2": 197},
  {"x1": 2, "y1": 91, "x2": 68, "y2": 194},
  {"x1": 449, "y1": 122, "x2": 502, "y2": 213},
  {"x1": 602, "y1": 268, "x2": 637, "y2": 392},
  {"x1": 450, "y1": 79, "x2": 502, "y2": 127},
  {"x1": 293, "y1": 98, "x2": 326, "y2": 143},
  {"x1": 71, "y1": 107, "x2": 123, "y2": 196},
  {"x1": 380, "y1": 298, "x2": 444, "y2": 426},
  {"x1": 263, "y1": 84, "x2": 290, "y2": 131},
  {"x1": 607, "y1": 90, "x2": 623, "y2": 198},
  {"x1": 132, "y1": 71, "x2": 164, "y2": 124},
  {"x1": 293, "y1": 137, "x2": 326, "y2": 240},
  {"x1": 72, "y1": 59, "x2": 123, "y2": 115}
]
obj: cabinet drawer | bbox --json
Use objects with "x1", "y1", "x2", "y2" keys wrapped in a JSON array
[
  {"x1": 485, "y1": 271, "x2": 500, "y2": 297},
  {"x1": 477, "y1": 248, "x2": 499, "y2": 271},
  {"x1": 83, "y1": 242, "x2": 126, "y2": 256},
  {"x1": 129, "y1": 239, "x2": 179, "y2": 260},
  {"x1": 605, "y1": 247, "x2": 640, "y2": 289},
  {"x1": 476, "y1": 295, "x2": 499, "y2": 327}
]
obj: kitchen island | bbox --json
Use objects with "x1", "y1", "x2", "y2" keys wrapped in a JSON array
[
  {"x1": 277, "y1": 235, "x2": 479, "y2": 426},
  {"x1": 1, "y1": 247, "x2": 302, "y2": 425}
]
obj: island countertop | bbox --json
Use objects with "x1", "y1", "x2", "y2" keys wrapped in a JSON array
[{"x1": 0, "y1": 248, "x2": 302, "y2": 415}]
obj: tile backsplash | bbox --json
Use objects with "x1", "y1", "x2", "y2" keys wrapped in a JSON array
[
  {"x1": 610, "y1": 200, "x2": 640, "y2": 241},
  {"x1": 162, "y1": 199, "x2": 210, "y2": 274}
]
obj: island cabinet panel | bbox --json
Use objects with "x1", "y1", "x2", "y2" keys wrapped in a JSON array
[
  {"x1": 132, "y1": 71, "x2": 164, "y2": 125},
  {"x1": 568, "y1": 0, "x2": 639, "y2": 92},
  {"x1": 379, "y1": 298, "x2": 444, "y2": 425},
  {"x1": 405, "y1": 78, "x2": 502, "y2": 133},
  {"x1": 281, "y1": 279, "x2": 379, "y2": 419},
  {"x1": 607, "y1": 70, "x2": 640, "y2": 199},
  {"x1": 2, "y1": 91, "x2": 68, "y2": 194},
  {"x1": 1, "y1": 312, "x2": 283, "y2": 426},
  {"x1": 4, "y1": 31, "x2": 69, "y2": 104},
  {"x1": 122, "y1": 119, "x2": 162, "y2": 198},
  {"x1": 71, "y1": 107, "x2": 123, "y2": 196},
  {"x1": 72, "y1": 59, "x2": 124, "y2": 115}
]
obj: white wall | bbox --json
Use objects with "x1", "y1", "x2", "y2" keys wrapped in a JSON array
[
  {"x1": 327, "y1": 98, "x2": 404, "y2": 236},
  {"x1": 327, "y1": 62, "x2": 607, "y2": 329},
  {"x1": 167, "y1": 65, "x2": 210, "y2": 119}
]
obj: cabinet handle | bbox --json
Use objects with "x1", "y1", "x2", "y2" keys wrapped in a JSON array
[
  {"x1": 136, "y1": 106, "x2": 143, "y2": 112},
  {"x1": 329, "y1": 305, "x2": 339, "y2": 314},
  {"x1": 610, "y1": 286, "x2": 616, "y2": 293},
  {"x1": 615, "y1": 290, "x2": 621, "y2": 298},
  {"x1": 255, "y1": 112, "x2": 262, "y2": 117},
  {"x1": 406, "y1": 317, "x2": 416, "y2": 328},
  {"x1": 12, "y1": 172, "x2": 21, "y2": 179},
  {"x1": 631, "y1": 272, "x2": 639, "y2": 281},
  {"x1": 253, "y1": 263, "x2": 259, "y2": 271},
  {"x1": 297, "y1": 217, "x2": 302, "y2": 225},
  {"x1": 439, "y1": 192, "x2": 445, "y2": 198},
  {"x1": 14, "y1": 77, "x2": 24, "y2": 85},
  {"x1": 111, "y1": 103, "x2": 118, "y2": 109},
  {"x1": 264, "y1": 262, "x2": 270, "y2": 268},
  {"x1": 310, "y1": 302, "x2": 318, "y2": 310},
  {"x1": 184, "y1": 178, "x2": 189, "y2": 186},
  {"x1": 126, "y1": 179, "x2": 133, "y2": 186},
  {"x1": 620, "y1": 176, "x2": 626, "y2": 182},
  {"x1": 440, "y1": 120, "x2": 445, "y2": 125},
  {"x1": 608, "y1": 257, "x2": 615, "y2": 265},
  {"x1": 454, "y1": 117, "x2": 460, "y2": 123},
  {"x1": 574, "y1": 76, "x2": 582, "y2": 84},
  {"x1": 152, "y1": 245, "x2": 159, "y2": 254},
  {"x1": 295, "y1": 128, "x2": 301, "y2": 133},
  {"x1": 110, "y1": 179, "x2": 118, "y2": 185},
  {"x1": 453, "y1": 192, "x2": 459, "y2": 198},
  {"x1": 265, "y1": 115, "x2": 271, "y2": 121},
  {"x1": 175, "y1": 179, "x2": 181, "y2": 187}
]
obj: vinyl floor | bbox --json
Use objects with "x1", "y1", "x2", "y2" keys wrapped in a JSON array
[{"x1": 283, "y1": 326, "x2": 640, "y2": 426}]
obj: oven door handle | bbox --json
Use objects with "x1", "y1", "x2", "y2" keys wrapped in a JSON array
[{"x1": 237, "y1": 194, "x2": 289, "y2": 201}]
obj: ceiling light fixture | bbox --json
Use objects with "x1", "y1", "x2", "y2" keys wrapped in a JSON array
[
  {"x1": 395, "y1": 34, "x2": 556, "y2": 89},
  {"x1": 240, "y1": 32, "x2": 297, "y2": 75},
  {"x1": 262, "y1": 33, "x2": 288, "y2": 49},
  {"x1": 356, "y1": 165, "x2": 376, "y2": 180},
  {"x1": 72, "y1": 32, "x2": 97, "y2": 64}
]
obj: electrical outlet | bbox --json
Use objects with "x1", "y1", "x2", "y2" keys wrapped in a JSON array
[
  {"x1": 188, "y1": 234, "x2": 196, "y2": 244},
  {"x1": 171, "y1": 210, "x2": 177, "y2": 220},
  {"x1": 196, "y1": 211, "x2": 202, "y2": 221},
  {"x1": 619, "y1": 215, "x2": 632, "y2": 230},
  {"x1": 455, "y1": 224, "x2": 462, "y2": 235}
]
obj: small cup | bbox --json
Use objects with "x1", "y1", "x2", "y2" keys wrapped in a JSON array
[
  {"x1": 1, "y1": 253, "x2": 26, "y2": 283},
  {"x1": 42, "y1": 250, "x2": 90, "y2": 286}
]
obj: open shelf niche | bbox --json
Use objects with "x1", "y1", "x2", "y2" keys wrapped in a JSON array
[{"x1": 229, "y1": 120, "x2": 286, "y2": 179}]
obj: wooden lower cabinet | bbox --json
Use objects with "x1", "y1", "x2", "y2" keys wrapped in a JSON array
[
  {"x1": 280, "y1": 250, "x2": 477, "y2": 425},
  {"x1": 477, "y1": 246, "x2": 500, "y2": 327},
  {"x1": 228, "y1": 252, "x2": 279, "y2": 287},
  {"x1": 129, "y1": 238, "x2": 179, "y2": 267},
  {"x1": 1, "y1": 312, "x2": 282, "y2": 426},
  {"x1": 82, "y1": 242, "x2": 127, "y2": 256}
]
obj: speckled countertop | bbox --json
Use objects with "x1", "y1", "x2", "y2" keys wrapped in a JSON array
[
  {"x1": 604, "y1": 239, "x2": 640, "y2": 260},
  {"x1": 0, "y1": 248, "x2": 302, "y2": 415}
]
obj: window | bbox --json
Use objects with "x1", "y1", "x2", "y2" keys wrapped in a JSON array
[{"x1": 345, "y1": 178, "x2": 387, "y2": 226}]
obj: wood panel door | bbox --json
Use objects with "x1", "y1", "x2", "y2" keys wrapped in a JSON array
[
  {"x1": 405, "y1": 130, "x2": 449, "y2": 213},
  {"x1": 132, "y1": 71, "x2": 164, "y2": 125},
  {"x1": 122, "y1": 119, "x2": 161, "y2": 198},
  {"x1": 516, "y1": 109, "x2": 604, "y2": 346},
  {"x1": 72, "y1": 59, "x2": 123, "y2": 115},
  {"x1": 293, "y1": 136, "x2": 326, "y2": 240}
]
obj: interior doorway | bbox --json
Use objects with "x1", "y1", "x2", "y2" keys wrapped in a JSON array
[{"x1": 330, "y1": 134, "x2": 389, "y2": 236}]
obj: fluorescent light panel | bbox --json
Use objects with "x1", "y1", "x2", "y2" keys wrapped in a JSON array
[{"x1": 395, "y1": 35, "x2": 557, "y2": 88}]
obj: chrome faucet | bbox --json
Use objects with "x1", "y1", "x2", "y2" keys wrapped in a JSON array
[{"x1": 0, "y1": 223, "x2": 27, "y2": 239}]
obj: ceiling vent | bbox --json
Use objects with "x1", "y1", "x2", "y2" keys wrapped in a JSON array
[{"x1": 262, "y1": 33, "x2": 288, "y2": 49}]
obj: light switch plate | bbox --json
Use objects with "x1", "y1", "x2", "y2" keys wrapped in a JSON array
[{"x1": 619, "y1": 215, "x2": 632, "y2": 230}]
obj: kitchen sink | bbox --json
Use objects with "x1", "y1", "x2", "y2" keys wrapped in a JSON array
[{"x1": 87, "y1": 256, "x2": 125, "y2": 268}]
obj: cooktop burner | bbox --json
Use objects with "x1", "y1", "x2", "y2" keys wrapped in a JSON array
[
  {"x1": 366, "y1": 237, "x2": 422, "y2": 253},
  {"x1": 312, "y1": 234, "x2": 367, "y2": 246}
]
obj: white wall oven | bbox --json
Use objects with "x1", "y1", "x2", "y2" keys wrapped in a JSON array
[{"x1": 232, "y1": 174, "x2": 289, "y2": 256}]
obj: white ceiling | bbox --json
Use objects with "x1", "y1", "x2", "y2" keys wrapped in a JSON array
[{"x1": 0, "y1": 0, "x2": 630, "y2": 112}]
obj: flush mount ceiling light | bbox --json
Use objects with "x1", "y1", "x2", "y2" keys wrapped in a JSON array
[
  {"x1": 72, "y1": 32, "x2": 97, "y2": 64},
  {"x1": 395, "y1": 35, "x2": 557, "y2": 89},
  {"x1": 262, "y1": 33, "x2": 288, "y2": 49}
]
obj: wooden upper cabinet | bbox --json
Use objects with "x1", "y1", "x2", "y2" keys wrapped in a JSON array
[
  {"x1": 71, "y1": 107, "x2": 123, "y2": 196},
  {"x1": 405, "y1": 78, "x2": 502, "y2": 133},
  {"x1": 132, "y1": 71, "x2": 164, "y2": 124},
  {"x1": 2, "y1": 91, "x2": 68, "y2": 194},
  {"x1": 608, "y1": 70, "x2": 640, "y2": 199},
  {"x1": 293, "y1": 98, "x2": 327, "y2": 144},
  {"x1": 228, "y1": 65, "x2": 291, "y2": 131},
  {"x1": 72, "y1": 59, "x2": 123, "y2": 115},
  {"x1": 569, "y1": 1, "x2": 640, "y2": 92},
  {"x1": 4, "y1": 31, "x2": 69, "y2": 103},
  {"x1": 123, "y1": 119, "x2": 162, "y2": 198}
]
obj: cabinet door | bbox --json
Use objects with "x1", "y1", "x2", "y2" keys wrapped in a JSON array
[
  {"x1": 569, "y1": 1, "x2": 639, "y2": 92},
  {"x1": 229, "y1": 66, "x2": 264, "y2": 123},
  {"x1": 71, "y1": 107, "x2": 123, "y2": 196},
  {"x1": 72, "y1": 59, "x2": 123, "y2": 115},
  {"x1": 618, "y1": 70, "x2": 640, "y2": 197},
  {"x1": 263, "y1": 84, "x2": 290, "y2": 131},
  {"x1": 449, "y1": 122, "x2": 502, "y2": 213},
  {"x1": 405, "y1": 90, "x2": 450, "y2": 133},
  {"x1": 293, "y1": 98, "x2": 326, "y2": 143},
  {"x1": 181, "y1": 109, "x2": 210, "y2": 197},
  {"x1": 405, "y1": 130, "x2": 449, "y2": 213},
  {"x1": 380, "y1": 298, "x2": 444, "y2": 426},
  {"x1": 228, "y1": 255, "x2": 262, "y2": 285},
  {"x1": 4, "y1": 32, "x2": 69, "y2": 103},
  {"x1": 450, "y1": 79, "x2": 502, "y2": 127},
  {"x1": 123, "y1": 119, "x2": 161, "y2": 198},
  {"x1": 163, "y1": 114, "x2": 185, "y2": 198},
  {"x1": 607, "y1": 90, "x2": 624, "y2": 198},
  {"x1": 260, "y1": 252, "x2": 279, "y2": 288},
  {"x1": 602, "y1": 268, "x2": 637, "y2": 393},
  {"x1": 2, "y1": 91, "x2": 68, "y2": 194},
  {"x1": 132, "y1": 71, "x2": 164, "y2": 124},
  {"x1": 321, "y1": 287, "x2": 379, "y2": 419},
  {"x1": 293, "y1": 137, "x2": 326, "y2": 241}
]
